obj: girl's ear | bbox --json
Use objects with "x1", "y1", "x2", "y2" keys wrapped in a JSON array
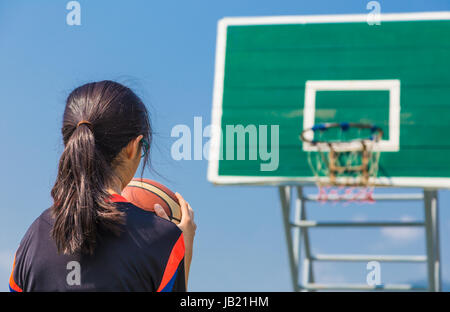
[{"x1": 125, "y1": 134, "x2": 144, "y2": 160}]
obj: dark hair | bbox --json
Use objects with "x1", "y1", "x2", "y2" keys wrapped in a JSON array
[{"x1": 51, "y1": 80, "x2": 151, "y2": 255}]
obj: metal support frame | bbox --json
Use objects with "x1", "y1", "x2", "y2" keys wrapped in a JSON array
[
  {"x1": 424, "y1": 190, "x2": 441, "y2": 291},
  {"x1": 278, "y1": 186, "x2": 441, "y2": 292}
]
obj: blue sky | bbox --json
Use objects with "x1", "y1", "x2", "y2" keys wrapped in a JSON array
[{"x1": 0, "y1": 0, "x2": 449, "y2": 291}]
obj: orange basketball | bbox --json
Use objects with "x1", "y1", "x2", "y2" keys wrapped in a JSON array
[{"x1": 122, "y1": 178, "x2": 182, "y2": 224}]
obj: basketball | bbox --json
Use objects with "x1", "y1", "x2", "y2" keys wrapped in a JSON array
[{"x1": 122, "y1": 178, "x2": 182, "y2": 224}]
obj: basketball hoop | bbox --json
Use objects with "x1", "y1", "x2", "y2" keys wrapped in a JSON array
[{"x1": 300, "y1": 122, "x2": 383, "y2": 203}]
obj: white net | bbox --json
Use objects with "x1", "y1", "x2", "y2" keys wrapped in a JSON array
[{"x1": 301, "y1": 123, "x2": 382, "y2": 202}]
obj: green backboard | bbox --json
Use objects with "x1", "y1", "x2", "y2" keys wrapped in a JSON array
[{"x1": 207, "y1": 12, "x2": 450, "y2": 188}]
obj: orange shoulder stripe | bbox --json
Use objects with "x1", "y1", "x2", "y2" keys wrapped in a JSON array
[
  {"x1": 157, "y1": 234, "x2": 185, "y2": 292},
  {"x1": 9, "y1": 254, "x2": 23, "y2": 292}
]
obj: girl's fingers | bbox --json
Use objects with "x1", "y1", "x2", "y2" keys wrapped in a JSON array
[
  {"x1": 154, "y1": 204, "x2": 170, "y2": 221},
  {"x1": 186, "y1": 204, "x2": 196, "y2": 231},
  {"x1": 175, "y1": 193, "x2": 196, "y2": 235},
  {"x1": 175, "y1": 192, "x2": 190, "y2": 220}
]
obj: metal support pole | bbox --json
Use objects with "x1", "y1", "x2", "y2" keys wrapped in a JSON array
[
  {"x1": 278, "y1": 186, "x2": 299, "y2": 291},
  {"x1": 424, "y1": 189, "x2": 441, "y2": 292},
  {"x1": 296, "y1": 186, "x2": 315, "y2": 288},
  {"x1": 292, "y1": 187, "x2": 301, "y2": 279}
]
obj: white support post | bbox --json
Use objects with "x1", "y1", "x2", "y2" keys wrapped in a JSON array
[
  {"x1": 296, "y1": 186, "x2": 315, "y2": 288},
  {"x1": 278, "y1": 186, "x2": 299, "y2": 291}
]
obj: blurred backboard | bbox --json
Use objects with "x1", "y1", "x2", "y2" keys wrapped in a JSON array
[{"x1": 208, "y1": 12, "x2": 450, "y2": 188}]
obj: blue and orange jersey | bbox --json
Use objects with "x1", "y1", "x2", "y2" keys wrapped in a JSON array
[{"x1": 9, "y1": 194, "x2": 185, "y2": 292}]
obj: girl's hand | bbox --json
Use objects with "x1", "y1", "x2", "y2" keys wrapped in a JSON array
[{"x1": 173, "y1": 192, "x2": 196, "y2": 240}]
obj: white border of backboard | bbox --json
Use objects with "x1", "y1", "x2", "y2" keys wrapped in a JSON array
[
  {"x1": 302, "y1": 79, "x2": 400, "y2": 152},
  {"x1": 207, "y1": 11, "x2": 450, "y2": 188}
]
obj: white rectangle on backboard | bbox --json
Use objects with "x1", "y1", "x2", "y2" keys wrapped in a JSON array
[{"x1": 302, "y1": 79, "x2": 400, "y2": 152}]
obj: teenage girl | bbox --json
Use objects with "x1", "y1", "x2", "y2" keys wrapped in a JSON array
[{"x1": 9, "y1": 80, "x2": 196, "y2": 291}]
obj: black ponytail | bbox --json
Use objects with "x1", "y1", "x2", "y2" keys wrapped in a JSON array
[{"x1": 51, "y1": 81, "x2": 151, "y2": 255}]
